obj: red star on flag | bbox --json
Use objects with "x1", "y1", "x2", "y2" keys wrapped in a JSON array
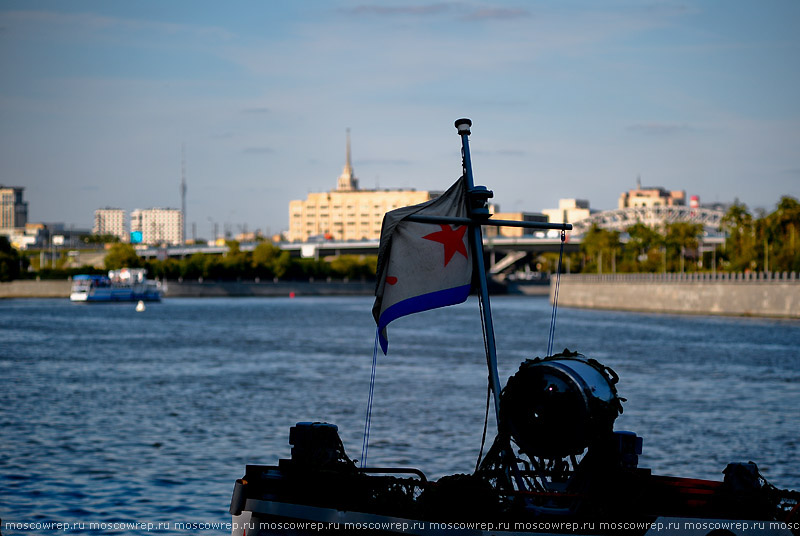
[{"x1": 422, "y1": 225, "x2": 468, "y2": 266}]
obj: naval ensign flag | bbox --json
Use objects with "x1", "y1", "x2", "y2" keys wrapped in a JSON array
[{"x1": 372, "y1": 177, "x2": 473, "y2": 354}]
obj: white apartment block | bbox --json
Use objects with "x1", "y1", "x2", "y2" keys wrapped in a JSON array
[
  {"x1": 130, "y1": 208, "x2": 183, "y2": 245},
  {"x1": 93, "y1": 208, "x2": 127, "y2": 242}
]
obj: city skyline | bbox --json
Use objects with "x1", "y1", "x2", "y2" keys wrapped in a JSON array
[{"x1": 1, "y1": 1, "x2": 798, "y2": 236}]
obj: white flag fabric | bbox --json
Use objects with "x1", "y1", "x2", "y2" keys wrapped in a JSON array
[{"x1": 373, "y1": 177, "x2": 473, "y2": 354}]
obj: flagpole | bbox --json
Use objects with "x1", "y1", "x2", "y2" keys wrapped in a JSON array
[{"x1": 455, "y1": 118, "x2": 503, "y2": 428}]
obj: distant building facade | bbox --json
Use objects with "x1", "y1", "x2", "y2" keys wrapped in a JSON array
[
  {"x1": 130, "y1": 208, "x2": 183, "y2": 245},
  {"x1": 542, "y1": 199, "x2": 592, "y2": 226},
  {"x1": 484, "y1": 211, "x2": 548, "y2": 238},
  {"x1": 618, "y1": 178, "x2": 685, "y2": 209},
  {"x1": 93, "y1": 208, "x2": 127, "y2": 242},
  {"x1": 288, "y1": 132, "x2": 437, "y2": 242},
  {"x1": 0, "y1": 186, "x2": 28, "y2": 230},
  {"x1": 6, "y1": 222, "x2": 91, "y2": 250}
]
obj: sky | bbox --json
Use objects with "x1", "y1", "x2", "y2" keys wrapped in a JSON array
[{"x1": 1, "y1": 1, "x2": 798, "y2": 239}]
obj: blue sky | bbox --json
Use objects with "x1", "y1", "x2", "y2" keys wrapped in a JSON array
[{"x1": 1, "y1": 1, "x2": 798, "y2": 238}]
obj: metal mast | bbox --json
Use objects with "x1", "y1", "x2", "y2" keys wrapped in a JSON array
[
  {"x1": 455, "y1": 119, "x2": 503, "y2": 425},
  {"x1": 404, "y1": 119, "x2": 572, "y2": 430}
]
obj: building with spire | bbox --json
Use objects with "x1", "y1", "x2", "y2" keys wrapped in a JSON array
[
  {"x1": 336, "y1": 129, "x2": 359, "y2": 192},
  {"x1": 288, "y1": 131, "x2": 438, "y2": 242}
]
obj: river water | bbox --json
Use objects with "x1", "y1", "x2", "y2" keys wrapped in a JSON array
[{"x1": 1, "y1": 296, "x2": 798, "y2": 533}]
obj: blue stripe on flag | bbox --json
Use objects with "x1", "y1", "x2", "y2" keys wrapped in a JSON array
[{"x1": 377, "y1": 283, "x2": 472, "y2": 354}]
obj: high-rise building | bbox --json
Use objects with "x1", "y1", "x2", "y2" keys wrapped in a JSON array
[
  {"x1": 288, "y1": 132, "x2": 438, "y2": 242},
  {"x1": 93, "y1": 208, "x2": 127, "y2": 242},
  {"x1": 0, "y1": 186, "x2": 28, "y2": 229},
  {"x1": 130, "y1": 208, "x2": 183, "y2": 245}
]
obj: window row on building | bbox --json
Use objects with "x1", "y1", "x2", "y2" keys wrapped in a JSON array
[
  {"x1": 94, "y1": 207, "x2": 183, "y2": 245},
  {"x1": 1, "y1": 186, "x2": 28, "y2": 230}
]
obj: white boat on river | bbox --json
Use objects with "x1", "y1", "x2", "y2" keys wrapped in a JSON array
[{"x1": 70, "y1": 268, "x2": 162, "y2": 302}]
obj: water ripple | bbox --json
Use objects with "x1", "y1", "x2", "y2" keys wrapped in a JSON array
[{"x1": 1, "y1": 296, "x2": 798, "y2": 533}]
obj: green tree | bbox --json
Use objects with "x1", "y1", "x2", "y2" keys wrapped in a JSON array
[
  {"x1": 621, "y1": 223, "x2": 664, "y2": 272},
  {"x1": 181, "y1": 253, "x2": 208, "y2": 279},
  {"x1": 763, "y1": 196, "x2": 800, "y2": 272},
  {"x1": 664, "y1": 222, "x2": 703, "y2": 272},
  {"x1": 222, "y1": 241, "x2": 250, "y2": 279},
  {"x1": 104, "y1": 243, "x2": 141, "y2": 270},
  {"x1": 271, "y1": 250, "x2": 292, "y2": 279},
  {"x1": 721, "y1": 201, "x2": 756, "y2": 272},
  {"x1": 0, "y1": 236, "x2": 23, "y2": 281},
  {"x1": 204, "y1": 255, "x2": 227, "y2": 280},
  {"x1": 329, "y1": 255, "x2": 377, "y2": 279},
  {"x1": 537, "y1": 252, "x2": 559, "y2": 273},
  {"x1": 146, "y1": 258, "x2": 180, "y2": 280},
  {"x1": 580, "y1": 225, "x2": 621, "y2": 273},
  {"x1": 82, "y1": 233, "x2": 121, "y2": 244},
  {"x1": 284, "y1": 258, "x2": 329, "y2": 280},
  {"x1": 251, "y1": 242, "x2": 291, "y2": 279}
]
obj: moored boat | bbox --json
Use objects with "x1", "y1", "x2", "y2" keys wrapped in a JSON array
[
  {"x1": 70, "y1": 268, "x2": 162, "y2": 302},
  {"x1": 229, "y1": 120, "x2": 798, "y2": 535}
]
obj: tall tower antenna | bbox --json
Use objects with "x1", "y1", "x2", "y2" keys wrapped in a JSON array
[
  {"x1": 346, "y1": 128, "x2": 352, "y2": 172},
  {"x1": 180, "y1": 144, "x2": 187, "y2": 244}
]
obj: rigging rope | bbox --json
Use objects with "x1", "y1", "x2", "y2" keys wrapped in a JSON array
[
  {"x1": 360, "y1": 329, "x2": 379, "y2": 468},
  {"x1": 475, "y1": 288, "x2": 493, "y2": 471},
  {"x1": 546, "y1": 230, "x2": 566, "y2": 357},
  {"x1": 475, "y1": 380, "x2": 491, "y2": 472}
]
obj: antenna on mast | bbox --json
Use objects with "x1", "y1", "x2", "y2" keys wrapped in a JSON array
[{"x1": 180, "y1": 144, "x2": 187, "y2": 244}]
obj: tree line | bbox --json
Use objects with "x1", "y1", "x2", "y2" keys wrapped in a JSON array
[
  {"x1": 103, "y1": 241, "x2": 377, "y2": 282},
  {"x1": 2, "y1": 196, "x2": 796, "y2": 283}
]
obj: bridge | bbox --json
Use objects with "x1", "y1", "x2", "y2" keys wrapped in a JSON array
[
  {"x1": 138, "y1": 207, "x2": 726, "y2": 275},
  {"x1": 137, "y1": 235, "x2": 582, "y2": 277},
  {"x1": 138, "y1": 232, "x2": 725, "y2": 274},
  {"x1": 571, "y1": 205, "x2": 725, "y2": 235},
  {"x1": 138, "y1": 236, "x2": 580, "y2": 264}
]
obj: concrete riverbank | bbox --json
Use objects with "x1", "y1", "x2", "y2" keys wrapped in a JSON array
[
  {"x1": 552, "y1": 272, "x2": 800, "y2": 318},
  {"x1": 0, "y1": 280, "x2": 72, "y2": 298},
  {"x1": 5, "y1": 274, "x2": 799, "y2": 319},
  {"x1": 0, "y1": 279, "x2": 375, "y2": 299}
]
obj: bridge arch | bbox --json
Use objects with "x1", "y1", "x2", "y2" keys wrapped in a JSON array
[{"x1": 570, "y1": 206, "x2": 725, "y2": 235}]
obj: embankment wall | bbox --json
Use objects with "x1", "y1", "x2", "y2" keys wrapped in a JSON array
[
  {"x1": 0, "y1": 280, "x2": 72, "y2": 298},
  {"x1": 552, "y1": 272, "x2": 799, "y2": 319},
  {"x1": 0, "y1": 279, "x2": 375, "y2": 299}
]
